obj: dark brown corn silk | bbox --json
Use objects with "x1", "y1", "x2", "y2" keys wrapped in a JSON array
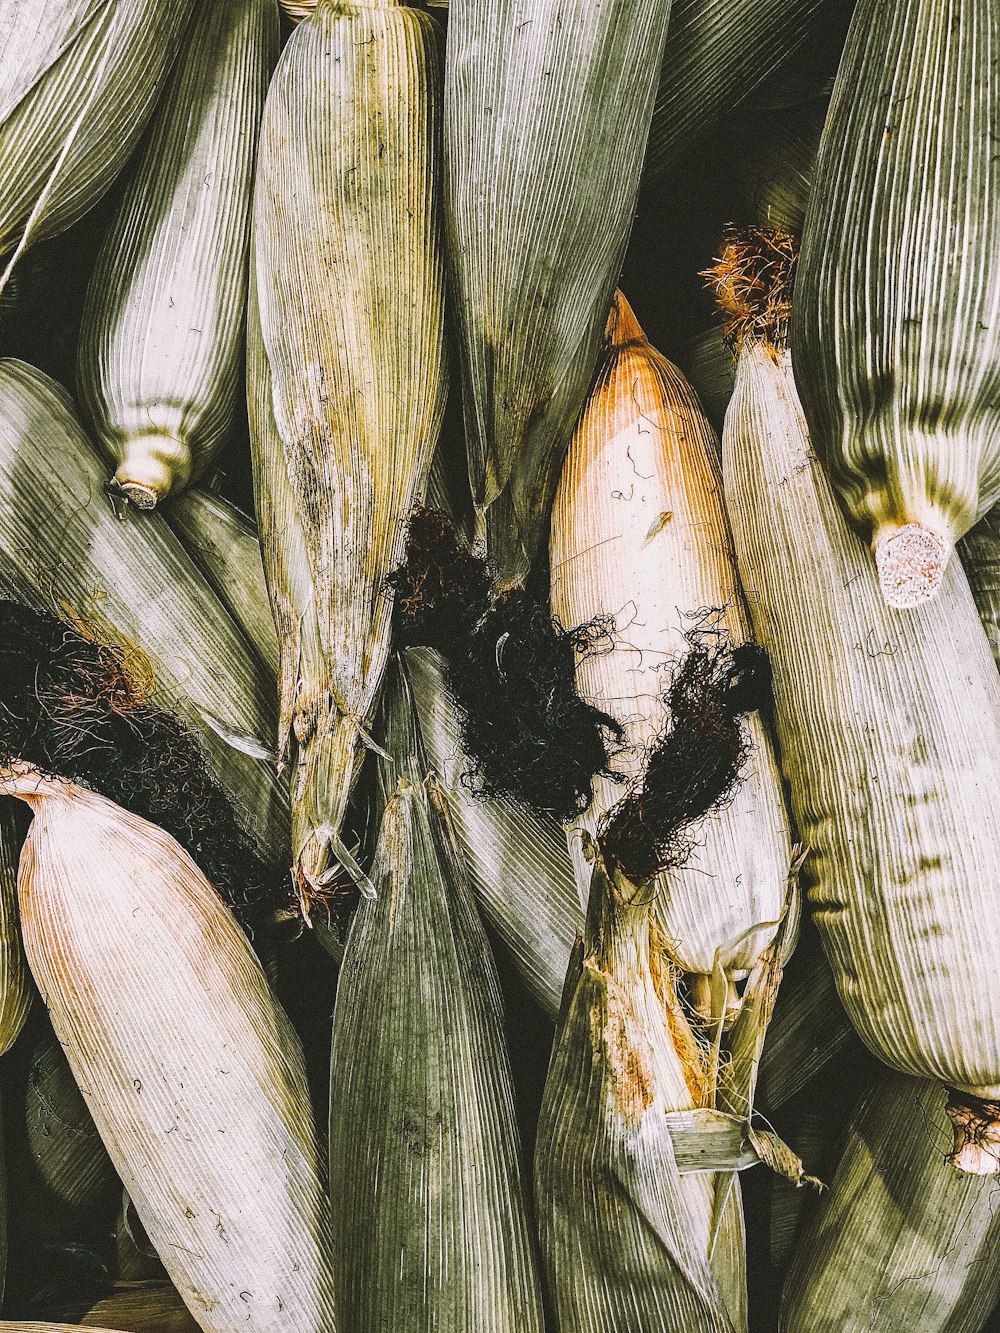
[{"x1": 0, "y1": 600, "x2": 283, "y2": 927}]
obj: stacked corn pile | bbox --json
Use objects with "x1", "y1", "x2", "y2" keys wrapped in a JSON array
[{"x1": 0, "y1": 1, "x2": 997, "y2": 1331}]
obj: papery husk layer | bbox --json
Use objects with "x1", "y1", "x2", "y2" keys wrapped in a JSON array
[
  {"x1": 0, "y1": 803, "x2": 29, "y2": 1055},
  {"x1": 25, "y1": 1033, "x2": 115, "y2": 1213}
]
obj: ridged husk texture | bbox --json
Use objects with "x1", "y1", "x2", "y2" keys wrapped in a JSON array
[
  {"x1": 25, "y1": 1034, "x2": 115, "y2": 1213},
  {"x1": 0, "y1": 359, "x2": 287, "y2": 864},
  {"x1": 0, "y1": 1325, "x2": 129, "y2": 1332},
  {"x1": 76, "y1": 0, "x2": 279, "y2": 507},
  {"x1": 550, "y1": 293, "x2": 792, "y2": 1002},
  {"x1": 444, "y1": 0, "x2": 672, "y2": 584},
  {"x1": 251, "y1": 0, "x2": 447, "y2": 892},
  {"x1": 720, "y1": 247, "x2": 1000, "y2": 1153},
  {"x1": 792, "y1": 0, "x2": 1000, "y2": 605},
  {"x1": 643, "y1": 0, "x2": 835, "y2": 187},
  {"x1": 0, "y1": 0, "x2": 197, "y2": 269},
  {"x1": 781, "y1": 1072, "x2": 1000, "y2": 1331},
  {"x1": 82, "y1": 1288, "x2": 201, "y2": 1333},
  {"x1": 165, "y1": 488, "x2": 280, "y2": 679},
  {"x1": 404, "y1": 643, "x2": 582, "y2": 1020},
  {"x1": 10, "y1": 773, "x2": 337, "y2": 1330},
  {"x1": 958, "y1": 500, "x2": 1000, "y2": 676},
  {"x1": 534, "y1": 860, "x2": 746, "y2": 1332},
  {"x1": 0, "y1": 802, "x2": 29, "y2": 1055},
  {"x1": 328, "y1": 656, "x2": 545, "y2": 1331}
]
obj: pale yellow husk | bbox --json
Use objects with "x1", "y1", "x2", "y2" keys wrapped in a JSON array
[
  {"x1": 76, "y1": 0, "x2": 279, "y2": 507},
  {"x1": 0, "y1": 802, "x2": 30, "y2": 1055},
  {"x1": 721, "y1": 269, "x2": 1000, "y2": 1159},
  {"x1": 251, "y1": 0, "x2": 447, "y2": 891},
  {"x1": 329, "y1": 656, "x2": 545, "y2": 1331},
  {"x1": 10, "y1": 771, "x2": 337, "y2": 1330},
  {"x1": 444, "y1": 0, "x2": 673, "y2": 584},
  {"x1": 0, "y1": 0, "x2": 197, "y2": 274},
  {"x1": 781, "y1": 1072, "x2": 1000, "y2": 1331},
  {"x1": 0, "y1": 358, "x2": 288, "y2": 864},
  {"x1": 25, "y1": 1034, "x2": 115, "y2": 1212},
  {"x1": 534, "y1": 859, "x2": 746, "y2": 1332},
  {"x1": 792, "y1": 0, "x2": 1000, "y2": 604},
  {"x1": 165, "y1": 488, "x2": 280, "y2": 678},
  {"x1": 550, "y1": 293, "x2": 792, "y2": 1019},
  {"x1": 404, "y1": 644, "x2": 582, "y2": 1020}
]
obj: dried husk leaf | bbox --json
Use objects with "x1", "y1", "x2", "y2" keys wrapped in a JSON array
[
  {"x1": 165, "y1": 488, "x2": 280, "y2": 679},
  {"x1": 403, "y1": 644, "x2": 582, "y2": 1020},
  {"x1": 0, "y1": 0, "x2": 197, "y2": 270},
  {"x1": 792, "y1": 0, "x2": 1000, "y2": 604},
  {"x1": 534, "y1": 861, "x2": 745, "y2": 1332},
  {"x1": 76, "y1": 0, "x2": 279, "y2": 507},
  {"x1": 550, "y1": 293, "x2": 792, "y2": 1006},
  {"x1": 0, "y1": 1325, "x2": 129, "y2": 1332},
  {"x1": 444, "y1": 0, "x2": 673, "y2": 584},
  {"x1": 781, "y1": 1072, "x2": 1000, "y2": 1331},
  {"x1": 11, "y1": 773, "x2": 337, "y2": 1330},
  {"x1": 0, "y1": 358, "x2": 287, "y2": 864},
  {"x1": 329, "y1": 655, "x2": 545, "y2": 1331},
  {"x1": 643, "y1": 0, "x2": 838, "y2": 188},
  {"x1": 958, "y1": 500, "x2": 1000, "y2": 676},
  {"x1": 25, "y1": 1034, "x2": 115, "y2": 1213},
  {"x1": 251, "y1": 0, "x2": 447, "y2": 889},
  {"x1": 82, "y1": 1287, "x2": 200, "y2": 1333},
  {"x1": 727, "y1": 100, "x2": 825, "y2": 236},
  {"x1": 0, "y1": 802, "x2": 30, "y2": 1055},
  {"x1": 721, "y1": 282, "x2": 1000, "y2": 1144}
]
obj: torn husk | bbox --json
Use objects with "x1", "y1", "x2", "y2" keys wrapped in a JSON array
[
  {"x1": 444, "y1": 0, "x2": 672, "y2": 584},
  {"x1": 717, "y1": 227, "x2": 1000, "y2": 1173},
  {"x1": 0, "y1": 358, "x2": 288, "y2": 866},
  {"x1": 10, "y1": 773, "x2": 337, "y2": 1329},
  {"x1": 250, "y1": 0, "x2": 447, "y2": 894},
  {"x1": 404, "y1": 644, "x2": 582, "y2": 1020},
  {"x1": 534, "y1": 857, "x2": 746, "y2": 1332},
  {"x1": 782, "y1": 1073, "x2": 1000, "y2": 1331},
  {"x1": 76, "y1": 0, "x2": 279, "y2": 506},
  {"x1": 792, "y1": 0, "x2": 1000, "y2": 604},
  {"x1": 550, "y1": 291, "x2": 793, "y2": 1019},
  {"x1": 329, "y1": 654, "x2": 545, "y2": 1331},
  {"x1": 165, "y1": 488, "x2": 280, "y2": 679},
  {"x1": 0, "y1": 803, "x2": 30, "y2": 1056},
  {"x1": 0, "y1": 0, "x2": 197, "y2": 280}
]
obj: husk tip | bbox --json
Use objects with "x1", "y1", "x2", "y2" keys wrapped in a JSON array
[{"x1": 702, "y1": 226, "x2": 797, "y2": 354}]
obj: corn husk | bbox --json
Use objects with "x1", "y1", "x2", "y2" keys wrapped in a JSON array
[
  {"x1": 165, "y1": 489, "x2": 280, "y2": 679},
  {"x1": 329, "y1": 656, "x2": 545, "y2": 1331},
  {"x1": 444, "y1": 0, "x2": 672, "y2": 585},
  {"x1": 792, "y1": 0, "x2": 1000, "y2": 607},
  {"x1": 958, "y1": 500, "x2": 1000, "y2": 676},
  {"x1": 82, "y1": 1288, "x2": 200, "y2": 1333},
  {"x1": 0, "y1": 358, "x2": 287, "y2": 864},
  {"x1": 0, "y1": 1325, "x2": 128, "y2": 1332},
  {"x1": 678, "y1": 328, "x2": 735, "y2": 438},
  {"x1": 782, "y1": 1072, "x2": 1000, "y2": 1331},
  {"x1": 719, "y1": 234, "x2": 1000, "y2": 1170},
  {"x1": 76, "y1": 1, "x2": 279, "y2": 508},
  {"x1": 9, "y1": 771, "x2": 337, "y2": 1329},
  {"x1": 643, "y1": 0, "x2": 836, "y2": 188},
  {"x1": 25, "y1": 1034, "x2": 115, "y2": 1213},
  {"x1": 550, "y1": 293, "x2": 792, "y2": 1021},
  {"x1": 251, "y1": 0, "x2": 447, "y2": 892},
  {"x1": 403, "y1": 644, "x2": 581, "y2": 1019},
  {"x1": 534, "y1": 859, "x2": 746, "y2": 1332},
  {"x1": 728, "y1": 100, "x2": 825, "y2": 235},
  {"x1": 0, "y1": 0, "x2": 197, "y2": 275},
  {"x1": 0, "y1": 803, "x2": 30, "y2": 1055}
]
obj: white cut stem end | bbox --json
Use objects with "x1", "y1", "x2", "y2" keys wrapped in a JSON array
[
  {"x1": 946, "y1": 1095, "x2": 1000, "y2": 1175},
  {"x1": 874, "y1": 523, "x2": 950, "y2": 609}
]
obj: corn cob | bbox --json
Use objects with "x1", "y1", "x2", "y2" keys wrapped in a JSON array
[
  {"x1": 0, "y1": 0, "x2": 197, "y2": 278},
  {"x1": 792, "y1": 0, "x2": 1000, "y2": 607},
  {"x1": 958, "y1": 501, "x2": 1000, "y2": 675},
  {"x1": 9, "y1": 771, "x2": 337, "y2": 1330},
  {"x1": 165, "y1": 489, "x2": 280, "y2": 679},
  {"x1": 404, "y1": 644, "x2": 581, "y2": 1019},
  {"x1": 329, "y1": 656, "x2": 545, "y2": 1331},
  {"x1": 0, "y1": 358, "x2": 287, "y2": 864},
  {"x1": 25, "y1": 1034, "x2": 115, "y2": 1212},
  {"x1": 444, "y1": 0, "x2": 672, "y2": 585},
  {"x1": 550, "y1": 293, "x2": 792, "y2": 1023},
  {"x1": 782, "y1": 1072, "x2": 1000, "y2": 1331},
  {"x1": 716, "y1": 229, "x2": 1000, "y2": 1171},
  {"x1": 535, "y1": 859, "x2": 746, "y2": 1332},
  {"x1": 76, "y1": 0, "x2": 279, "y2": 509},
  {"x1": 251, "y1": 0, "x2": 447, "y2": 894},
  {"x1": 0, "y1": 803, "x2": 29, "y2": 1055},
  {"x1": 643, "y1": 0, "x2": 838, "y2": 188}
]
